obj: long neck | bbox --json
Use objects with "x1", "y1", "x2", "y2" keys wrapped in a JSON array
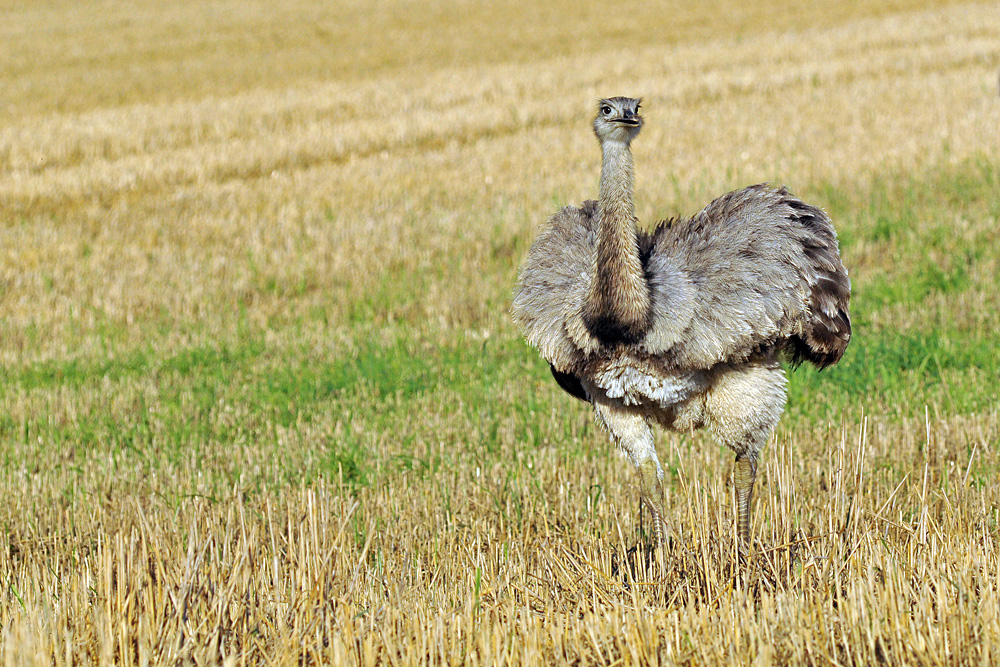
[{"x1": 584, "y1": 138, "x2": 650, "y2": 340}]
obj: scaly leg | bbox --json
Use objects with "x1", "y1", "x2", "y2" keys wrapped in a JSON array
[
  {"x1": 733, "y1": 452, "x2": 757, "y2": 557},
  {"x1": 703, "y1": 358, "x2": 787, "y2": 560},
  {"x1": 637, "y1": 456, "x2": 668, "y2": 547}
]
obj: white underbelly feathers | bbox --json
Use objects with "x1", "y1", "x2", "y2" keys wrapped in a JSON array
[{"x1": 585, "y1": 355, "x2": 706, "y2": 407}]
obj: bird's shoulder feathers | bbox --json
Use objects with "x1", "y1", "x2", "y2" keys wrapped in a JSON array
[{"x1": 511, "y1": 201, "x2": 602, "y2": 374}]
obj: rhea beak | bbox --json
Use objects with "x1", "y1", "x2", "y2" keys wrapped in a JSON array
[{"x1": 615, "y1": 109, "x2": 642, "y2": 126}]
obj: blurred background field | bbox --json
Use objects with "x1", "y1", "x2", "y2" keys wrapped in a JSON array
[{"x1": 2, "y1": 0, "x2": 1000, "y2": 664}]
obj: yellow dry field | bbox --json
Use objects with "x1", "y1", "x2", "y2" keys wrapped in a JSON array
[{"x1": 2, "y1": 0, "x2": 1000, "y2": 665}]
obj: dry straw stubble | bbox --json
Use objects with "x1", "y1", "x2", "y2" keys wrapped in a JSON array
[{"x1": 2, "y1": 0, "x2": 1000, "y2": 665}]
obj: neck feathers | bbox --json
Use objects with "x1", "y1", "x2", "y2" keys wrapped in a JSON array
[{"x1": 584, "y1": 139, "x2": 650, "y2": 344}]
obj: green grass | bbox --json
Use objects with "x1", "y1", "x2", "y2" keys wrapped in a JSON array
[
  {"x1": 787, "y1": 326, "x2": 1000, "y2": 418},
  {"x1": 787, "y1": 156, "x2": 1000, "y2": 418},
  {"x1": 3, "y1": 157, "x2": 998, "y2": 488}
]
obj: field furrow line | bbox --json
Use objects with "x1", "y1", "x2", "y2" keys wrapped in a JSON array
[{"x1": 2, "y1": 6, "x2": 997, "y2": 223}]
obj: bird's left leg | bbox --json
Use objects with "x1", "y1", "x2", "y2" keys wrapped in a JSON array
[{"x1": 592, "y1": 402, "x2": 668, "y2": 548}]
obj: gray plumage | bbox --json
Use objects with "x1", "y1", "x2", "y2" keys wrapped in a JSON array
[{"x1": 511, "y1": 96, "x2": 851, "y2": 555}]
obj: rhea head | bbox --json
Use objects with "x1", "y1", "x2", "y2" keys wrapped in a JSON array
[{"x1": 593, "y1": 97, "x2": 643, "y2": 144}]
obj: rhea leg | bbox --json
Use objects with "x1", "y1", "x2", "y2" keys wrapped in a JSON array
[
  {"x1": 637, "y1": 455, "x2": 668, "y2": 547},
  {"x1": 705, "y1": 359, "x2": 787, "y2": 557},
  {"x1": 733, "y1": 452, "x2": 758, "y2": 555},
  {"x1": 593, "y1": 402, "x2": 667, "y2": 548}
]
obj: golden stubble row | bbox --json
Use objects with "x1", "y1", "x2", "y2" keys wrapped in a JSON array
[{"x1": 1, "y1": 404, "x2": 998, "y2": 665}]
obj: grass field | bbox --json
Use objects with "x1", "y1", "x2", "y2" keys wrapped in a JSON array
[{"x1": 2, "y1": 0, "x2": 1000, "y2": 664}]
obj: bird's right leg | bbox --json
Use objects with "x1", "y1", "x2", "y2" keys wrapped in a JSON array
[{"x1": 593, "y1": 402, "x2": 668, "y2": 548}]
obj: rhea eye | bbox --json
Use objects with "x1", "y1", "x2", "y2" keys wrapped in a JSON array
[{"x1": 601, "y1": 106, "x2": 612, "y2": 115}]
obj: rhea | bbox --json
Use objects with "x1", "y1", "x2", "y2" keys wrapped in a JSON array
[{"x1": 511, "y1": 97, "x2": 851, "y2": 555}]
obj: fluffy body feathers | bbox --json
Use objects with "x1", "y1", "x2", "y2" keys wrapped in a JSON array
[{"x1": 512, "y1": 185, "x2": 851, "y2": 392}]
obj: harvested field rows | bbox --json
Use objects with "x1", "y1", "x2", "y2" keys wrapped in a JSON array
[{"x1": 1, "y1": 1, "x2": 999, "y2": 664}]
